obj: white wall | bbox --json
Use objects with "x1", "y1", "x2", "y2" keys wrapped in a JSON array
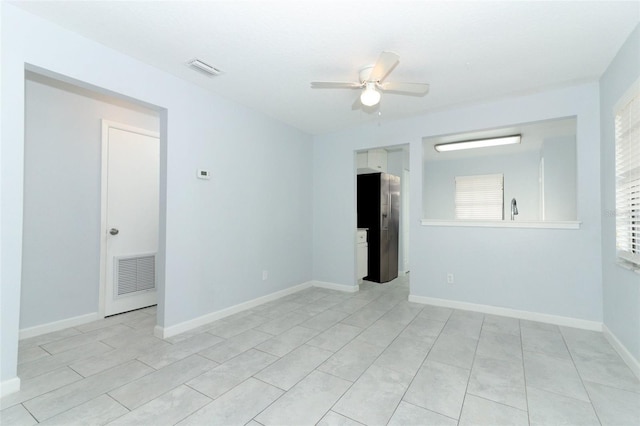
[
  {"x1": 424, "y1": 150, "x2": 541, "y2": 220},
  {"x1": 543, "y1": 136, "x2": 577, "y2": 221},
  {"x1": 1, "y1": 4, "x2": 313, "y2": 385},
  {"x1": 599, "y1": 24, "x2": 640, "y2": 362},
  {"x1": 21, "y1": 75, "x2": 160, "y2": 329},
  {"x1": 314, "y1": 83, "x2": 602, "y2": 323}
]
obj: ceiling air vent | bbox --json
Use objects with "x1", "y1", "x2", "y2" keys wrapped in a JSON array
[{"x1": 187, "y1": 58, "x2": 223, "y2": 76}]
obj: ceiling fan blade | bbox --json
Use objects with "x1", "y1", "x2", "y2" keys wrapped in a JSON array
[
  {"x1": 368, "y1": 51, "x2": 400, "y2": 82},
  {"x1": 311, "y1": 81, "x2": 361, "y2": 89},
  {"x1": 380, "y1": 82, "x2": 430, "y2": 95}
]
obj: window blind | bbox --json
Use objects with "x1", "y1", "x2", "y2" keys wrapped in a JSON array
[
  {"x1": 615, "y1": 85, "x2": 640, "y2": 266},
  {"x1": 455, "y1": 173, "x2": 504, "y2": 220}
]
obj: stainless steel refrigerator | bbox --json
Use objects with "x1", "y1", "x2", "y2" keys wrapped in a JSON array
[{"x1": 357, "y1": 172, "x2": 400, "y2": 283}]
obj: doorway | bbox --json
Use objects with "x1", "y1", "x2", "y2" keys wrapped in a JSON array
[
  {"x1": 20, "y1": 71, "x2": 162, "y2": 335},
  {"x1": 354, "y1": 144, "x2": 410, "y2": 285}
]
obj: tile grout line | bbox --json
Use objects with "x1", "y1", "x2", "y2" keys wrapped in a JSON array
[
  {"x1": 247, "y1": 301, "x2": 386, "y2": 421},
  {"x1": 344, "y1": 300, "x2": 453, "y2": 423},
  {"x1": 464, "y1": 393, "x2": 529, "y2": 412},
  {"x1": 247, "y1": 375, "x2": 306, "y2": 424},
  {"x1": 180, "y1": 287, "x2": 367, "y2": 425},
  {"x1": 519, "y1": 319, "x2": 532, "y2": 426},
  {"x1": 557, "y1": 329, "x2": 605, "y2": 425},
  {"x1": 63, "y1": 358, "x2": 159, "y2": 417},
  {"x1": 19, "y1": 402, "x2": 38, "y2": 424},
  {"x1": 13, "y1": 280, "x2": 634, "y2": 425},
  {"x1": 454, "y1": 314, "x2": 484, "y2": 425},
  {"x1": 103, "y1": 393, "x2": 132, "y2": 422},
  {"x1": 251, "y1": 283, "x2": 415, "y2": 424},
  {"x1": 365, "y1": 303, "x2": 433, "y2": 425},
  {"x1": 107, "y1": 378, "x2": 212, "y2": 423}
]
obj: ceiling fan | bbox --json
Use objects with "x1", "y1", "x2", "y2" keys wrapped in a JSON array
[{"x1": 311, "y1": 51, "x2": 429, "y2": 107}]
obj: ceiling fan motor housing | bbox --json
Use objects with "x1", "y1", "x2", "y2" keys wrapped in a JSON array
[{"x1": 359, "y1": 65, "x2": 376, "y2": 83}]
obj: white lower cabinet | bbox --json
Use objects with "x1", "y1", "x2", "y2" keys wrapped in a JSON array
[{"x1": 357, "y1": 229, "x2": 368, "y2": 280}]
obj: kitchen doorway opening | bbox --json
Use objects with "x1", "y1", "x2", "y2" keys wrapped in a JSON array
[{"x1": 354, "y1": 144, "x2": 410, "y2": 287}]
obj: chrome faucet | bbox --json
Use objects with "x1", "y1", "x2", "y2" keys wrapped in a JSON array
[{"x1": 510, "y1": 198, "x2": 519, "y2": 221}]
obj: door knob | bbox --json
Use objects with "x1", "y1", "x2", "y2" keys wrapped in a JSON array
[{"x1": 109, "y1": 228, "x2": 119, "y2": 235}]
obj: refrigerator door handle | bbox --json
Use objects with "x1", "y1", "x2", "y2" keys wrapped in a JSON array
[{"x1": 381, "y1": 212, "x2": 388, "y2": 230}]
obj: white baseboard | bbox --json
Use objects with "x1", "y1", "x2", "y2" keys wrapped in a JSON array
[
  {"x1": 408, "y1": 295, "x2": 602, "y2": 331},
  {"x1": 154, "y1": 280, "x2": 362, "y2": 339},
  {"x1": 603, "y1": 324, "x2": 640, "y2": 380},
  {"x1": 1, "y1": 377, "x2": 21, "y2": 397},
  {"x1": 155, "y1": 281, "x2": 314, "y2": 339},
  {"x1": 311, "y1": 280, "x2": 359, "y2": 293},
  {"x1": 153, "y1": 325, "x2": 165, "y2": 340},
  {"x1": 19, "y1": 312, "x2": 99, "y2": 340}
]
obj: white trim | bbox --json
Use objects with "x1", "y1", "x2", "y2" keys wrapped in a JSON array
[
  {"x1": 0, "y1": 377, "x2": 21, "y2": 397},
  {"x1": 603, "y1": 325, "x2": 640, "y2": 380},
  {"x1": 19, "y1": 312, "x2": 99, "y2": 340},
  {"x1": 539, "y1": 157, "x2": 545, "y2": 221},
  {"x1": 616, "y1": 260, "x2": 640, "y2": 274},
  {"x1": 408, "y1": 295, "x2": 601, "y2": 331},
  {"x1": 617, "y1": 251, "x2": 640, "y2": 270},
  {"x1": 311, "y1": 280, "x2": 359, "y2": 293},
  {"x1": 154, "y1": 281, "x2": 313, "y2": 339},
  {"x1": 154, "y1": 280, "x2": 363, "y2": 339},
  {"x1": 98, "y1": 120, "x2": 109, "y2": 318},
  {"x1": 420, "y1": 219, "x2": 581, "y2": 229},
  {"x1": 613, "y1": 75, "x2": 640, "y2": 113}
]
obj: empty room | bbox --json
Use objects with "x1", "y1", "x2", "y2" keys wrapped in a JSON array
[{"x1": 1, "y1": 1, "x2": 639, "y2": 425}]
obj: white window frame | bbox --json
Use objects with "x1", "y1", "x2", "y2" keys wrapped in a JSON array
[
  {"x1": 615, "y1": 78, "x2": 640, "y2": 267},
  {"x1": 455, "y1": 173, "x2": 504, "y2": 220}
]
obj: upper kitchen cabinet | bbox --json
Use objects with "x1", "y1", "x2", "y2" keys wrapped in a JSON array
[{"x1": 357, "y1": 148, "x2": 387, "y2": 174}]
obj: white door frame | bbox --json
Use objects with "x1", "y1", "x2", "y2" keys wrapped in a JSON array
[
  {"x1": 402, "y1": 167, "x2": 410, "y2": 274},
  {"x1": 98, "y1": 120, "x2": 160, "y2": 318}
]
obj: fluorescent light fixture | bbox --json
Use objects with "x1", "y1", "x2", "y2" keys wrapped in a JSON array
[
  {"x1": 434, "y1": 135, "x2": 521, "y2": 152},
  {"x1": 187, "y1": 58, "x2": 222, "y2": 76},
  {"x1": 360, "y1": 82, "x2": 381, "y2": 106}
]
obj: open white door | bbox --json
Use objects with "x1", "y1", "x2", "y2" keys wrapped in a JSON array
[{"x1": 101, "y1": 121, "x2": 159, "y2": 317}]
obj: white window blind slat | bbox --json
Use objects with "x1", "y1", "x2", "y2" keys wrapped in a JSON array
[
  {"x1": 455, "y1": 173, "x2": 504, "y2": 220},
  {"x1": 615, "y1": 84, "x2": 640, "y2": 266}
]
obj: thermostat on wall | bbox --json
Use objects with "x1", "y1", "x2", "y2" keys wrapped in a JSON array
[{"x1": 197, "y1": 169, "x2": 211, "y2": 180}]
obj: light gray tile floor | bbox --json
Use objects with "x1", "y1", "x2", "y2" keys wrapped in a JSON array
[{"x1": 1, "y1": 275, "x2": 639, "y2": 425}]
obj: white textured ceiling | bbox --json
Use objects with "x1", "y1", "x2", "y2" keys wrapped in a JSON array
[{"x1": 13, "y1": 1, "x2": 639, "y2": 135}]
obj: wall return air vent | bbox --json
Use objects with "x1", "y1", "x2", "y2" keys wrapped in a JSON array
[
  {"x1": 116, "y1": 255, "x2": 156, "y2": 297},
  {"x1": 187, "y1": 58, "x2": 223, "y2": 76}
]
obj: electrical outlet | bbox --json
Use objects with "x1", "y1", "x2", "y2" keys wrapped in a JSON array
[
  {"x1": 262, "y1": 270, "x2": 268, "y2": 281},
  {"x1": 447, "y1": 273, "x2": 454, "y2": 284}
]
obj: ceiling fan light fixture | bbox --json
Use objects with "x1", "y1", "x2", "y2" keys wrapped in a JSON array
[
  {"x1": 360, "y1": 83, "x2": 381, "y2": 106},
  {"x1": 311, "y1": 51, "x2": 428, "y2": 108}
]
